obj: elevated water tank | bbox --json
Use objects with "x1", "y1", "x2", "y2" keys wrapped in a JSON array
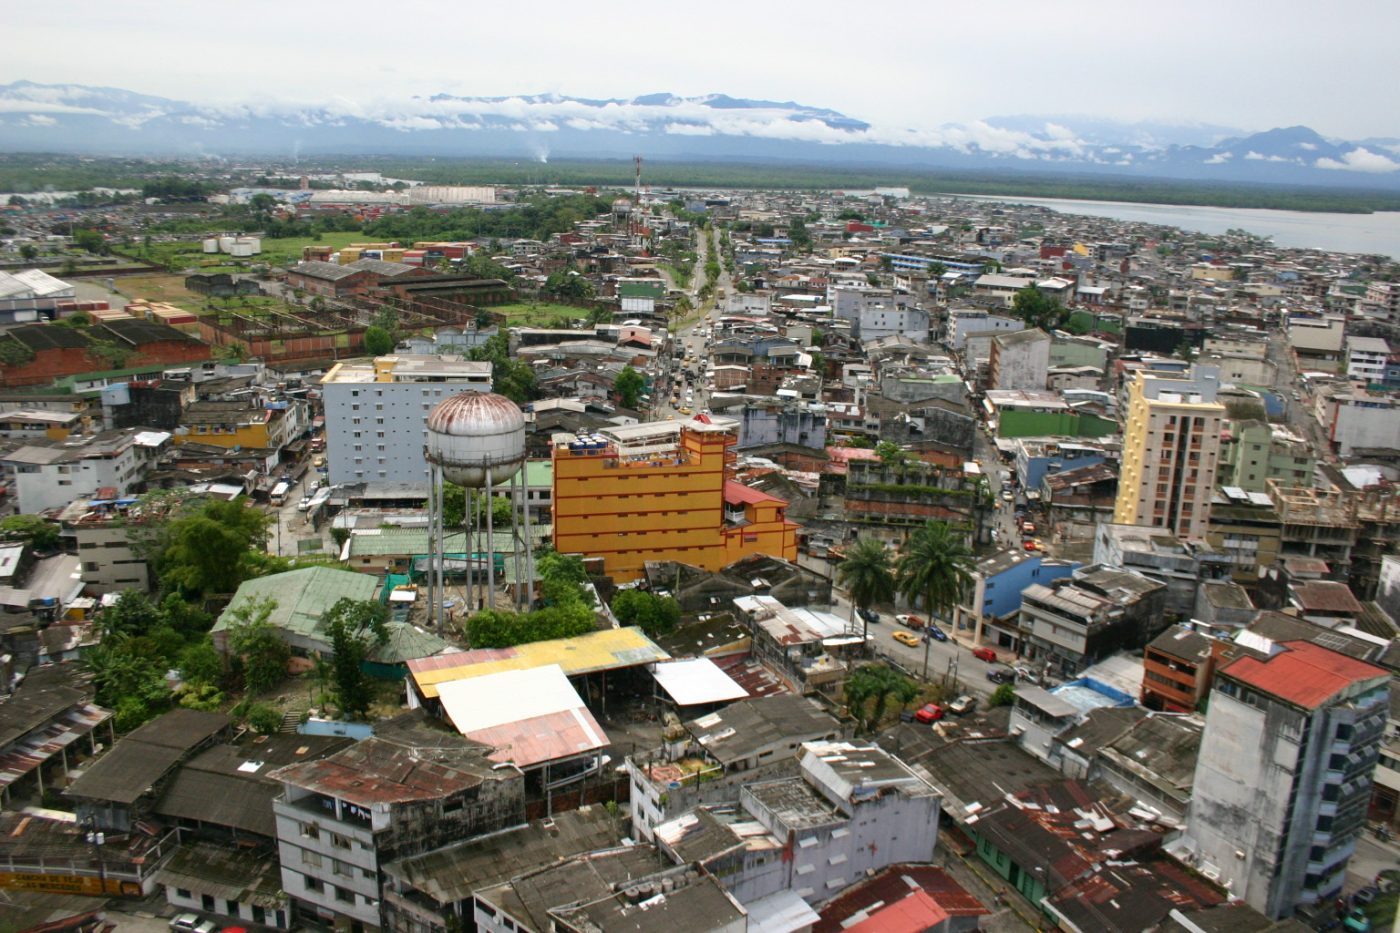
[{"x1": 424, "y1": 392, "x2": 525, "y2": 488}]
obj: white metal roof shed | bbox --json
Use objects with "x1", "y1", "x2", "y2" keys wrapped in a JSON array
[{"x1": 651, "y1": 657, "x2": 749, "y2": 707}]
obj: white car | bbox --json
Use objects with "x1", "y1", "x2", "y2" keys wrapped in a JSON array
[
  {"x1": 169, "y1": 915, "x2": 218, "y2": 933},
  {"x1": 297, "y1": 497, "x2": 313, "y2": 512}
]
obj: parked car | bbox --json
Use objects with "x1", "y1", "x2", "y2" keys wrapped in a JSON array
[
  {"x1": 895, "y1": 614, "x2": 926, "y2": 630},
  {"x1": 948, "y1": 695, "x2": 977, "y2": 716},
  {"x1": 926, "y1": 624, "x2": 948, "y2": 642},
  {"x1": 1023, "y1": 539, "x2": 1042, "y2": 552},
  {"x1": 972, "y1": 646, "x2": 998, "y2": 663},
  {"x1": 914, "y1": 702, "x2": 945, "y2": 723},
  {"x1": 857, "y1": 608, "x2": 880, "y2": 625},
  {"x1": 170, "y1": 916, "x2": 218, "y2": 933},
  {"x1": 1353, "y1": 886, "x2": 1379, "y2": 907},
  {"x1": 1001, "y1": 490, "x2": 1014, "y2": 501},
  {"x1": 1343, "y1": 907, "x2": 1371, "y2": 932},
  {"x1": 987, "y1": 668, "x2": 1015, "y2": 684},
  {"x1": 297, "y1": 497, "x2": 313, "y2": 512},
  {"x1": 1014, "y1": 666, "x2": 1043, "y2": 685},
  {"x1": 892, "y1": 630, "x2": 920, "y2": 648}
]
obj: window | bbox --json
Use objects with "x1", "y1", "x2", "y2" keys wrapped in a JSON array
[
  {"x1": 331, "y1": 833, "x2": 352, "y2": 850},
  {"x1": 302, "y1": 850, "x2": 322, "y2": 868},
  {"x1": 335, "y1": 886, "x2": 354, "y2": 904},
  {"x1": 304, "y1": 876, "x2": 323, "y2": 893},
  {"x1": 202, "y1": 894, "x2": 215, "y2": 911},
  {"x1": 176, "y1": 888, "x2": 192, "y2": 899},
  {"x1": 300, "y1": 822, "x2": 319, "y2": 840}
]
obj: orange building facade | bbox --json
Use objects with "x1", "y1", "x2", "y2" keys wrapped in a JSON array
[{"x1": 551, "y1": 418, "x2": 798, "y2": 581}]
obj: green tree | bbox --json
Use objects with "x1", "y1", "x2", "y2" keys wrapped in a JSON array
[
  {"x1": 844, "y1": 664, "x2": 917, "y2": 733},
  {"x1": 0, "y1": 514, "x2": 59, "y2": 551},
  {"x1": 896, "y1": 521, "x2": 974, "y2": 640},
  {"x1": 85, "y1": 634, "x2": 170, "y2": 729},
  {"x1": 322, "y1": 598, "x2": 389, "y2": 719},
  {"x1": 152, "y1": 497, "x2": 272, "y2": 597},
  {"x1": 874, "y1": 440, "x2": 910, "y2": 467},
  {"x1": 224, "y1": 596, "x2": 289, "y2": 695},
  {"x1": 990, "y1": 683, "x2": 1017, "y2": 707},
  {"x1": 611, "y1": 589, "x2": 681, "y2": 637},
  {"x1": 836, "y1": 538, "x2": 895, "y2": 641},
  {"x1": 72, "y1": 228, "x2": 107, "y2": 255},
  {"x1": 242, "y1": 702, "x2": 284, "y2": 735},
  {"x1": 613, "y1": 365, "x2": 645, "y2": 409},
  {"x1": 363, "y1": 325, "x2": 395, "y2": 356},
  {"x1": 1011, "y1": 287, "x2": 1066, "y2": 330},
  {"x1": 19, "y1": 243, "x2": 38, "y2": 261},
  {"x1": 178, "y1": 639, "x2": 225, "y2": 686}
]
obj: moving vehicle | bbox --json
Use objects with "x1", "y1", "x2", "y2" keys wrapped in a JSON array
[
  {"x1": 857, "y1": 608, "x2": 880, "y2": 625},
  {"x1": 170, "y1": 916, "x2": 218, "y2": 933},
  {"x1": 892, "y1": 630, "x2": 920, "y2": 648},
  {"x1": 948, "y1": 695, "x2": 977, "y2": 716},
  {"x1": 297, "y1": 496, "x2": 313, "y2": 512},
  {"x1": 269, "y1": 481, "x2": 290, "y2": 506},
  {"x1": 1343, "y1": 908, "x2": 1371, "y2": 932},
  {"x1": 1021, "y1": 521, "x2": 1036, "y2": 534},
  {"x1": 312, "y1": 455, "x2": 326, "y2": 469},
  {"x1": 986, "y1": 668, "x2": 1015, "y2": 685},
  {"x1": 895, "y1": 614, "x2": 926, "y2": 630},
  {"x1": 1001, "y1": 490, "x2": 1014, "y2": 501},
  {"x1": 926, "y1": 624, "x2": 948, "y2": 643},
  {"x1": 914, "y1": 702, "x2": 945, "y2": 723},
  {"x1": 972, "y1": 646, "x2": 998, "y2": 663}
]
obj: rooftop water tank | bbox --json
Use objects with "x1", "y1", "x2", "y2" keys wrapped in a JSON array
[{"x1": 424, "y1": 392, "x2": 525, "y2": 488}]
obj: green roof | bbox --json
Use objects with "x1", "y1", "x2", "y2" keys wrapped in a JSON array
[
  {"x1": 214, "y1": 566, "x2": 378, "y2": 639},
  {"x1": 370, "y1": 622, "x2": 451, "y2": 664}
]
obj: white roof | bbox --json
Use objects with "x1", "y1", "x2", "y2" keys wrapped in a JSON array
[
  {"x1": 437, "y1": 664, "x2": 589, "y2": 733},
  {"x1": 651, "y1": 658, "x2": 748, "y2": 706},
  {"x1": 0, "y1": 269, "x2": 73, "y2": 300},
  {"x1": 743, "y1": 889, "x2": 822, "y2": 933}
]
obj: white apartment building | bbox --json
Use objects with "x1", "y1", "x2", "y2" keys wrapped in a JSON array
[
  {"x1": 321, "y1": 355, "x2": 492, "y2": 487},
  {"x1": 1345, "y1": 336, "x2": 1391, "y2": 383},
  {"x1": 989, "y1": 328, "x2": 1050, "y2": 390},
  {"x1": 1113, "y1": 365, "x2": 1224, "y2": 541},
  {"x1": 0, "y1": 429, "x2": 171, "y2": 514},
  {"x1": 946, "y1": 308, "x2": 1023, "y2": 350}
]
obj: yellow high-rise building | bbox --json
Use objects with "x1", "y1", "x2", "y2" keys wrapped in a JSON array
[
  {"x1": 551, "y1": 418, "x2": 798, "y2": 581},
  {"x1": 1113, "y1": 366, "x2": 1225, "y2": 540}
]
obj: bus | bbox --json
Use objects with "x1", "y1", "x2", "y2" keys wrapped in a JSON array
[{"x1": 270, "y1": 482, "x2": 291, "y2": 506}]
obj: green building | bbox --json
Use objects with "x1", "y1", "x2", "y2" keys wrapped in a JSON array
[{"x1": 1219, "y1": 420, "x2": 1315, "y2": 492}]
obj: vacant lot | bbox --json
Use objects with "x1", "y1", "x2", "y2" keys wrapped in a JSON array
[
  {"x1": 114, "y1": 273, "x2": 206, "y2": 311},
  {"x1": 494, "y1": 302, "x2": 592, "y2": 327}
]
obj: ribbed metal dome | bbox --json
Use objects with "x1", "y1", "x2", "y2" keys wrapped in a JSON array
[{"x1": 424, "y1": 392, "x2": 525, "y2": 487}]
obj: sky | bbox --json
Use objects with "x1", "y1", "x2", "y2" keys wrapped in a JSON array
[{"x1": 5, "y1": 0, "x2": 1400, "y2": 140}]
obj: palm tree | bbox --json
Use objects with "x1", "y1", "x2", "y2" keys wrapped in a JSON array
[
  {"x1": 835, "y1": 538, "x2": 895, "y2": 642},
  {"x1": 896, "y1": 520, "x2": 975, "y2": 679},
  {"x1": 845, "y1": 664, "x2": 918, "y2": 733}
]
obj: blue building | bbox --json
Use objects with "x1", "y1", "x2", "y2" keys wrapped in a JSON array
[
  {"x1": 1013, "y1": 437, "x2": 1110, "y2": 491},
  {"x1": 970, "y1": 550, "x2": 1079, "y2": 631}
]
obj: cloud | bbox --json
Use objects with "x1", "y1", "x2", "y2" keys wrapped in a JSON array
[
  {"x1": 1315, "y1": 147, "x2": 1400, "y2": 173},
  {"x1": 24, "y1": 114, "x2": 56, "y2": 126},
  {"x1": 1204, "y1": 151, "x2": 1233, "y2": 163},
  {"x1": 1243, "y1": 151, "x2": 1289, "y2": 162}
]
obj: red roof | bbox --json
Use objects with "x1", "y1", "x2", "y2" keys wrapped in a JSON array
[
  {"x1": 723, "y1": 480, "x2": 784, "y2": 507},
  {"x1": 1223, "y1": 640, "x2": 1387, "y2": 709},
  {"x1": 842, "y1": 890, "x2": 948, "y2": 933}
]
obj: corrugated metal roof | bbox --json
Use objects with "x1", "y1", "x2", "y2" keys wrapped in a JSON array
[
  {"x1": 408, "y1": 627, "x2": 670, "y2": 698},
  {"x1": 213, "y1": 567, "x2": 378, "y2": 640},
  {"x1": 1222, "y1": 639, "x2": 1387, "y2": 709}
]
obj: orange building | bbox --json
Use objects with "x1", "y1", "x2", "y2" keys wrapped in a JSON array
[{"x1": 551, "y1": 418, "x2": 798, "y2": 581}]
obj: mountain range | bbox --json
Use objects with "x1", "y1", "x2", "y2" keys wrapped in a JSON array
[{"x1": 2, "y1": 80, "x2": 1399, "y2": 189}]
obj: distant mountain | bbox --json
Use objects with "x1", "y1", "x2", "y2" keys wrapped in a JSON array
[{"x1": 1, "y1": 80, "x2": 1398, "y2": 189}]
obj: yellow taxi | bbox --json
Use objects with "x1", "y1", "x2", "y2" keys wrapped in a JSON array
[{"x1": 892, "y1": 630, "x2": 920, "y2": 648}]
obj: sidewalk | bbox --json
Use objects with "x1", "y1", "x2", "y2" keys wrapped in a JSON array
[{"x1": 937, "y1": 831, "x2": 1042, "y2": 932}]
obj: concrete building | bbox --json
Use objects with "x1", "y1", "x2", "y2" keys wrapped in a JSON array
[
  {"x1": 1346, "y1": 336, "x2": 1391, "y2": 383},
  {"x1": 270, "y1": 713, "x2": 526, "y2": 931},
  {"x1": 963, "y1": 550, "x2": 1080, "y2": 653},
  {"x1": 732, "y1": 400, "x2": 827, "y2": 450},
  {"x1": 321, "y1": 355, "x2": 492, "y2": 487},
  {"x1": 1, "y1": 428, "x2": 171, "y2": 515},
  {"x1": 657, "y1": 740, "x2": 941, "y2": 907},
  {"x1": 58, "y1": 497, "x2": 151, "y2": 594},
  {"x1": 1012, "y1": 436, "x2": 1112, "y2": 491},
  {"x1": 551, "y1": 420, "x2": 797, "y2": 582},
  {"x1": 1019, "y1": 565, "x2": 1167, "y2": 678},
  {"x1": 1113, "y1": 365, "x2": 1225, "y2": 541},
  {"x1": 1187, "y1": 641, "x2": 1389, "y2": 918},
  {"x1": 988, "y1": 328, "x2": 1050, "y2": 391},
  {"x1": 1315, "y1": 387, "x2": 1400, "y2": 457},
  {"x1": 945, "y1": 308, "x2": 1023, "y2": 350},
  {"x1": 1219, "y1": 421, "x2": 1314, "y2": 493},
  {"x1": 1142, "y1": 625, "x2": 1218, "y2": 712}
]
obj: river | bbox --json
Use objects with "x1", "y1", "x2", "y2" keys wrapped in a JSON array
[{"x1": 958, "y1": 194, "x2": 1400, "y2": 258}]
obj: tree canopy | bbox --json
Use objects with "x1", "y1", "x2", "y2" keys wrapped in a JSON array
[
  {"x1": 1011, "y1": 287, "x2": 1068, "y2": 330},
  {"x1": 845, "y1": 664, "x2": 917, "y2": 733},
  {"x1": 895, "y1": 520, "x2": 974, "y2": 625},
  {"x1": 613, "y1": 365, "x2": 645, "y2": 409},
  {"x1": 224, "y1": 596, "x2": 289, "y2": 695},
  {"x1": 469, "y1": 332, "x2": 536, "y2": 404},
  {"x1": 0, "y1": 514, "x2": 59, "y2": 552},
  {"x1": 611, "y1": 589, "x2": 681, "y2": 638},
  {"x1": 835, "y1": 538, "x2": 895, "y2": 639},
  {"x1": 322, "y1": 598, "x2": 389, "y2": 719}
]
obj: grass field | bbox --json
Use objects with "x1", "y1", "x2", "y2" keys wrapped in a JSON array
[
  {"x1": 137, "y1": 231, "x2": 368, "y2": 274},
  {"x1": 493, "y1": 302, "x2": 593, "y2": 327}
]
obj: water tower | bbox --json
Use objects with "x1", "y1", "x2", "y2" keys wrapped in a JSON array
[{"x1": 423, "y1": 392, "x2": 533, "y2": 625}]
